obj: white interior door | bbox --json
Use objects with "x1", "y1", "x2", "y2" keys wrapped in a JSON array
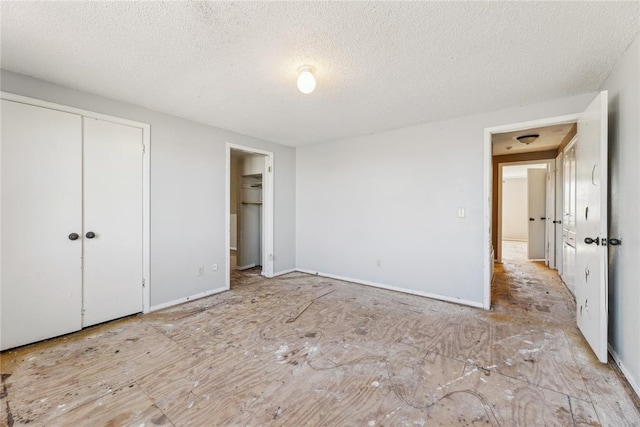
[
  {"x1": 1, "y1": 100, "x2": 83, "y2": 350},
  {"x1": 82, "y1": 118, "x2": 143, "y2": 327},
  {"x1": 545, "y1": 161, "x2": 556, "y2": 268},
  {"x1": 555, "y1": 152, "x2": 564, "y2": 275},
  {"x1": 527, "y1": 168, "x2": 547, "y2": 259},
  {"x1": 575, "y1": 91, "x2": 608, "y2": 363},
  {"x1": 562, "y1": 142, "x2": 577, "y2": 294}
]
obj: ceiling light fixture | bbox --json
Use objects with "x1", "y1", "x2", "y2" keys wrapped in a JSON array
[
  {"x1": 516, "y1": 134, "x2": 540, "y2": 145},
  {"x1": 297, "y1": 65, "x2": 316, "y2": 94}
]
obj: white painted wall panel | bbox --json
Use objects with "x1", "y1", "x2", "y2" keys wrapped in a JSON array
[
  {"x1": 0, "y1": 70, "x2": 296, "y2": 307},
  {"x1": 601, "y1": 35, "x2": 640, "y2": 394},
  {"x1": 297, "y1": 93, "x2": 595, "y2": 305},
  {"x1": 502, "y1": 178, "x2": 528, "y2": 241}
]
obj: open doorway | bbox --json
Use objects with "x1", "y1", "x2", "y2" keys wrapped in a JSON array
[
  {"x1": 483, "y1": 91, "x2": 610, "y2": 363},
  {"x1": 490, "y1": 122, "x2": 577, "y2": 294},
  {"x1": 490, "y1": 122, "x2": 576, "y2": 301},
  {"x1": 491, "y1": 123, "x2": 577, "y2": 267},
  {"x1": 488, "y1": 121, "x2": 579, "y2": 324},
  {"x1": 500, "y1": 162, "x2": 549, "y2": 263},
  {"x1": 226, "y1": 144, "x2": 274, "y2": 290}
]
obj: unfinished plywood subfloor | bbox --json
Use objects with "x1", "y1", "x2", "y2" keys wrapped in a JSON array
[{"x1": 2, "y1": 249, "x2": 639, "y2": 426}]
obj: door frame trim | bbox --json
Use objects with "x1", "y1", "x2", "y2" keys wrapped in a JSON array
[
  {"x1": 496, "y1": 159, "x2": 554, "y2": 263},
  {"x1": 483, "y1": 113, "x2": 579, "y2": 310},
  {"x1": 1, "y1": 91, "x2": 152, "y2": 314},
  {"x1": 225, "y1": 143, "x2": 275, "y2": 290}
]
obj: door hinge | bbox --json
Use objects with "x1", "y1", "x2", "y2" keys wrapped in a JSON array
[
  {"x1": 268, "y1": 166, "x2": 272, "y2": 173},
  {"x1": 142, "y1": 143, "x2": 146, "y2": 154},
  {"x1": 142, "y1": 278, "x2": 146, "y2": 287}
]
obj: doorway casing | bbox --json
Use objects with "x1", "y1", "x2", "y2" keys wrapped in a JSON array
[
  {"x1": 483, "y1": 113, "x2": 579, "y2": 310},
  {"x1": 225, "y1": 143, "x2": 275, "y2": 290},
  {"x1": 496, "y1": 160, "x2": 554, "y2": 263}
]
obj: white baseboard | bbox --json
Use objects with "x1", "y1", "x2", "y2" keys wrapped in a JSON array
[
  {"x1": 608, "y1": 343, "x2": 640, "y2": 399},
  {"x1": 236, "y1": 263, "x2": 256, "y2": 270},
  {"x1": 294, "y1": 268, "x2": 484, "y2": 309},
  {"x1": 272, "y1": 268, "x2": 296, "y2": 277},
  {"x1": 149, "y1": 286, "x2": 228, "y2": 312}
]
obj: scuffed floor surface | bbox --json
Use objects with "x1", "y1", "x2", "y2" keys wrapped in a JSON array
[{"x1": 2, "y1": 251, "x2": 639, "y2": 426}]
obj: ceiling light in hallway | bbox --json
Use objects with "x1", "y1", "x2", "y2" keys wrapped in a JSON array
[{"x1": 516, "y1": 134, "x2": 540, "y2": 145}]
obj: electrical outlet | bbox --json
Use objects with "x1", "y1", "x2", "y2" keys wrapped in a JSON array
[
  {"x1": 213, "y1": 263, "x2": 218, "y2": 272},
  {"x1": 197, "y1": 266, "x2": 205, "y2": 277}
]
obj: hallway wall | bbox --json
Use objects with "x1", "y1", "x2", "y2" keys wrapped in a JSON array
[{"x1": 501, "y1": 177, "x2": 527, "y2": 241}]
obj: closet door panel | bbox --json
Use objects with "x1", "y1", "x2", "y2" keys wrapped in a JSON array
[
  {"x1": 1, "y1": 100, "x2": 83, "y2": 350},
  {"x1": 82, "y1": 118, "x2": 143, "y2": 327}
]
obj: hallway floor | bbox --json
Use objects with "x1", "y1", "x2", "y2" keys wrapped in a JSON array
[
  {"x1": 1, "y1": 250, "x2": 639, "y2": 426},
  {"x1": 493, "y1": 240, "x2": 576, "y2": 326}
]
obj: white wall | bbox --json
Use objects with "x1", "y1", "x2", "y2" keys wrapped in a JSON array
[
  {"x1": 0, "y1": 70, "x2": 296, "y2": 307},
  {"x1": 601, "y1": 35, "x2": 640, "y2": 394},
  {"x1": 501, "y1": 177, "x2": 528, "y2": 241},
  {"x1": 296, "y1": 93, "x2": 595, "y2": 306}
]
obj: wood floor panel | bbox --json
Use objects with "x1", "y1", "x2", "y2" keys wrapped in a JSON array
[
  {"x1": 578, "y1": 361, "x2": 640, "y2": 426},
  {"x1": 488, "y1": 323, "x2": 591, "y2": 401},
  {"x1": 2, "y1": 242, "x2": 639, "y2": 426},
  {"x1": 46, "y1": 383, "x2": 168, "y2": 427},
  {"x1": 1, "y1": 320, "x2": 188, "y2": 424},
  {"x1": 400, "y1": 311, "x2": 497, "y2": 371},
  {"x1": 436, "y1": 361, "x2": 600, "y2": 426},
  {"x1": 134, "y1": 354, "x2": 217, "y2": 419}
]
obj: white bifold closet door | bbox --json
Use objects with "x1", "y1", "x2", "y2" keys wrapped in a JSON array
[
  {"x1": 1, "y1": 100, "x2": 144, "y2": 350},
  {"x1": 82, "y1": 118, "x2": 143, "y2": 327},
  {"x1": 1, "y1": 100, "x2": 83, "y2": 350}
]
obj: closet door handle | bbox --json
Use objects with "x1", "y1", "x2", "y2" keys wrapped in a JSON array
[
  {"x1": 85, "y1": 231, "x2": 96, "y2": 239},
  {"x1": 68, "y1": 233, "x2": 80, "y2": 241}
]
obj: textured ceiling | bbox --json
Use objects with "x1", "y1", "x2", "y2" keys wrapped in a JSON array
[
  {"x1": 493, "y1": 123, "x2": 575, "y2": 156},
  {"x1": 1, "y1": 2, "x2": 638, "y2": 146}
]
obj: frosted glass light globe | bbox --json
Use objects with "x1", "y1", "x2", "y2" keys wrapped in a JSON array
[{"x1": 297, "y1": 66, "x2": 316, "y2": 94}]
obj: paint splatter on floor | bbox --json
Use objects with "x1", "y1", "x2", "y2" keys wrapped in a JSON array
[{"x1": 1, "y1": 245, "x2": 638, "y2": 425}]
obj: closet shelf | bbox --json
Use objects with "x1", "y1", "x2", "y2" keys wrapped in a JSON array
[{"x1": 242, "y1": 201, "x2": 263, "y2": 205}]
